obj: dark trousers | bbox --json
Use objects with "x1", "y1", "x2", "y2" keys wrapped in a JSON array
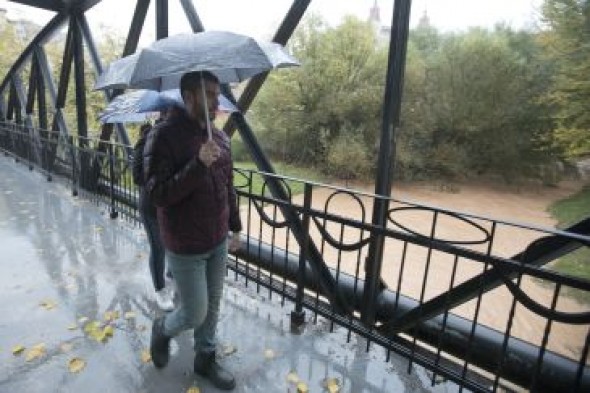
[{"x1": 139, "y1": 189, "x2": 166, "y2": 292}]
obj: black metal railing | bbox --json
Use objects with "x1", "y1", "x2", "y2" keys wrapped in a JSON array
[{"x1": 1, "y1": 121, "x2": 589, "y2": 392}]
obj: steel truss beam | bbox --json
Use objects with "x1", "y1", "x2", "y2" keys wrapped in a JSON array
[
  {"x1": 381, "y1": 218, "x2": 590, "y2": 334},
  {"x1": 0, "y1": 13, "x2": 68, "y2": 94}
]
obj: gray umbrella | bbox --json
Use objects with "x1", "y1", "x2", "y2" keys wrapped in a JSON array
[{"x1": 94, "y1": 31, "x2": 299, "y2": 91}]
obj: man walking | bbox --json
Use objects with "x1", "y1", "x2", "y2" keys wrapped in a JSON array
[{"x1": 143, "y1": 71, "x2": 241, "y2": 390}]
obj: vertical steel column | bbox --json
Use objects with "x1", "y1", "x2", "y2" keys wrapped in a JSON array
[
  {"x1": 35, "y1": 51, "x2": 48, "y2": 132},
  {"x1": 72, "y1": 13, "x2": 91, "y2": 190},
  {"x1": 0, "y1": 93, "x2": 5, "y2": 121},
  {"x1": 72, "y1": 14, "x2": 88, "y2": 142},
  {"x1": 26, "y1": 58, "x2": 38, "y2": 117},
  {"x1": 156, "y1": 0, "x2": 169, "y2": 39},
  {"x1": 7, "y1": 81, "x2": 17, "y2": 121},
  {"x1": 361, "y1": 0, "x2": 412, "y2": 325}
]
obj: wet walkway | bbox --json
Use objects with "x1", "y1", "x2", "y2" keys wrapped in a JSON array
[{"x1": 0, "y1": 156, "x2": 458, "y2": 393}]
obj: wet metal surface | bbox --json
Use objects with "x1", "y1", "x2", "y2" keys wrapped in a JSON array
[{"x1": 0, "y1": 156, "x2": 461, "y2": 393}]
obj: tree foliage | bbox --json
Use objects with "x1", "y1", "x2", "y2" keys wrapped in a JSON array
[
  {"x1": 251, "y1": 14, "x2": 563, "y2": 182},
  {"x1": 540, "y1": 0, "x2": 590, "y2": 158}
]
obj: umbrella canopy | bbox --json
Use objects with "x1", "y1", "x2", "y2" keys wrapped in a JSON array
[
  {"x1": 94, "y1": 31, "x2": 299, "y2": 91},
  {"x1": 95, "y1": 54, "x2": 140, "y2": 91},
  {"x1": 98, "y1": 89, "x2": 238, "y2": 124}
]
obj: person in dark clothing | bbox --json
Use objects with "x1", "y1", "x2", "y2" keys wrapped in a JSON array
[
  {"x1": 144, "y1": 71, "x2": 241, "y2": 391},
  {"x1": 132, "y1": 122, "x2": 174, "y2": 311}
]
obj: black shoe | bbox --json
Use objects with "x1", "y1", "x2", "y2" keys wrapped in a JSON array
[
  {"x1": 194, "y1": 351, "x2": 236, "y2": 390},
  {"x1": 150, "y1": 317, "x2": 171, "y2": 368}
]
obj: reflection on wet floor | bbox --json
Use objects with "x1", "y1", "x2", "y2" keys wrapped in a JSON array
[{"x1": 0, "y1": 157, "x2": 458, "y2": 392}]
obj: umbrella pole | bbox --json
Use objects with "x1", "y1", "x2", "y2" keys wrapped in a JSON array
[{"x1": 200, "y1": 73, "x2": 212, "y2": 140}]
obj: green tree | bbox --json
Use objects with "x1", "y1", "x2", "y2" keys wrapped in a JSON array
[
  {"x1": 541, "y1": 0, "x2": 590, "y2": 158},
  {"x1": 252, "y1": 15, "x2": 384, "y2": 175},
  {"x1": 401, "y1": 26, "x2": 553, "y2": 181}
]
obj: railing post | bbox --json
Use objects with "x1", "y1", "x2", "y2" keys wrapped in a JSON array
[
  {"x1": 291, "y1": 182, "x2": 312, "y2": 332},
  {"x1": 108, "y1": 142, "x2": 118, "y2": 219},
  {"x1": 70, "y1": 135, "x2": 78, "y2": 196},
  {"x1": 27, "y1": 128, "x2": 33, "y2": 171},
  {"x1": 44, "y1": 129, "x2": 52, "y2": 181}
]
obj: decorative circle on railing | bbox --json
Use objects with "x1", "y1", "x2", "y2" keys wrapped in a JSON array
[
  {"x1": 388, "y1": 206, "x2": 491, "y2": 245},
  {"x1": 233, "y1": 168, "x2": 251, "y2": 191},
  {"x1": 325, "y1": 190, "x2": 367, "y2": 223},
  {"x1": 312, "y1": 190, "x2": 371, "y2": 251}
]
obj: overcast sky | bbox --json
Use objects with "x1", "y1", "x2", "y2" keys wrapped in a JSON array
[{"x1": 1, "y1": 0, "x2": 543, "y2": 44}]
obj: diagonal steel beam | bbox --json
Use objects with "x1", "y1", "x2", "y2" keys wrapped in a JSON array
[
  {"x1": 78, "y1": 13, "x2": 130, "y2": 150},
  {"x1": 179, "y1": 0, "x2": 204, "y2": 31},
  {"x1": 222, "y1": 0, "x2": 310, "y2": 136},
  {"x1": 124, "y1": 0, "x2": 152, "y2": 56},
  {"x1": 56, "y1": 17, "x2": 75, "y2": 111},
  {"x1": 34, "y1": 46, "x2": 70, "y2": 137},
  {"x1": 381, "y1": 218, "x2": 590, "y2": 335},
  {"x1": 12, "y1": 74, "x2": 34, "y2": 129},
  {"x1": 0, "y1": 13, "x2": 68, "y2": 95}
]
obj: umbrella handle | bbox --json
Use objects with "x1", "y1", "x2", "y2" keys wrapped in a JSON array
[{"x1": 200, "y1": 75, "x2": 213, "y2": 140}]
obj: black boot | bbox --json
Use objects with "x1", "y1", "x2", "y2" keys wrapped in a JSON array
[
  {"x1": 194, "y1": 351, "x2": 236, "y2": 390},
  {"x1": 150, "y1": 317, "x2": 171, "y2": 368}
]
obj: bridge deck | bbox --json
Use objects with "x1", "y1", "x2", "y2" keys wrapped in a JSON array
[{"x1": 0, "y1": 156, "x2": 455, "y2": 393}]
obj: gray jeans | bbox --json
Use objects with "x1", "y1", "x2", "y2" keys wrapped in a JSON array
[{"x1": 162, "y1": 239, "x2": 228, "y2": 353}]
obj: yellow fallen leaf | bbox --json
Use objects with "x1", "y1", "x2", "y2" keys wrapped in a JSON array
[
  {"x1": 124, "y1": 311, "x2": 136, "y2": 320},
  {"x1": 186, "y1": 387, "x2": 200, "y2": 393},
  {"x1": 78, "y1": 316, "x2": 89, "y2": 324},
  {"x1": 12, "y1": 345, "x2": 25, "y2": 355},
  {"x1": 103, "y1": 325, "x2": 114, "y2": 337},
  {"x1": 264, "y1": 349, "x2": 275, "y2": 359},
  {"x1": 92, "y1": 330, "x2": 107, "y2": 343},
  {"x1": 296, "y1": 382, "x2": 309, "y2": 393},
  {"x1": 286, "y1": 371, "x2": 299, "y2": 384},
  {"x1": 68, "y1": 357, "x2": 86, "y2": 373},
  {"x1": 322, "y1": 377, "x2": 341, "y2": 393},
  {"x1": 104, "y1": 310, "x2": 120, "y2": 322},
  {"x1": 25, "y1": 343, "x2": 46, "y2": 361},
  {"x1": 60, "y1": 343, "x2": 73, "y2": 353},
  {"x1": 94, "y1": 226, "x2": 104, "y2": 233},
  {"x1": 141, "y1": 349, "x2": 151, "y2": 363},
  {"x1": 327, "y1": 384, "x2": 340, "y2": 393},
  {"x1": 83, "y1": 321, "x2": 100, "y2": 334},
  {"x1": 39, "y1": 300, "x2": 56, "y2": 310},
  {"x1": 67, "y1": 323, "x2": 78, "y2": 331},
  {"x1": 221, "y1": 345, "x2": 237, "y2": 356}
]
